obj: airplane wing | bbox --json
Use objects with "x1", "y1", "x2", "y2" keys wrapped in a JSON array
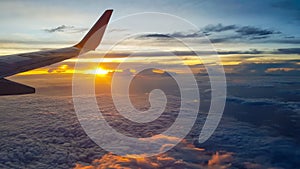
[{"x1": 0, "y1": 9, "x2": 113, "y2": 95}]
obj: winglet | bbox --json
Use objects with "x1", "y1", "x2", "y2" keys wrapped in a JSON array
[{"x1": 74, "y1": 9, "x2": 113, "y2": 51}]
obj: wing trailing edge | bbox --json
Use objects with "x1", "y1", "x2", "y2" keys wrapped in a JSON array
[{"x1": 0, "y1": 78, "x2": 35, "y2": 96}]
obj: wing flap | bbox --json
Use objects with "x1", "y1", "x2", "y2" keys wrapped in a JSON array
[{"x1": 0, "y1": 78, "x2": 35, "y2": 95}]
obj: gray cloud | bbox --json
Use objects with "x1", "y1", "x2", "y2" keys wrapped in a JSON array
[
  {"x1": 268, "y1": 39, "x2": 300, "y2": 44},
  {"x1": 44, "y1": 25, "x2": 87, "y2": 33},
  {"x1": 139, "y1": 32, "x2": 205, "y2": 39},
  {"x1": 218, "y1": 49, "x2": 263, "y2": 55},
  {"x1": 44, "y1": 25, "x2": 73, "y2": 33},
  {"x1": 140, "y1": 33, "x2": 172, "y2": 39},
  {"x1": 273, "y1": 48, "x2": 300, "y2": 55},
  {"x1": 201, "y1": 24, "x2": 281, "y2": 38},
  {"x1": 202, "y1": 23, "x2": 238, "y2": 33},
  {"x1": 236, "y1": 26, "x2": 280, "y2": 36},
  {"x1": 138, "y1": 24, "x2": 288, "y2": 44}
]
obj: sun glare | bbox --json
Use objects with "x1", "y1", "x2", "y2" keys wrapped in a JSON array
[{"x1": 95, "y1": 67, "x2": 109, "y2": 75}]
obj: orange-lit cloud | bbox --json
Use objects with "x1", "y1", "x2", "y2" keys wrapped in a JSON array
[
  {"x1": 72, "y1": 137, "x2": 236, "y2": 169},
  {"x1": 265, "y1": 67, "x2": 300, "y2": 73},
  {"x1": 208, "y1": 152, "x2": 233, "y2": 168}
]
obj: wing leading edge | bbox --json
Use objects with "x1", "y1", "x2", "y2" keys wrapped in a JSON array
[{"x1": 0, "y1": 9, "x2": 113, "y2": 96}]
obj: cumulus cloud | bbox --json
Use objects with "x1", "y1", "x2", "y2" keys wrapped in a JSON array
[
  {"x1": 208, "y1": 152, "x2": 233, "y2": 168},
  {"x1": 1, "y1": 74, "x2": 300, "y2": 168},
  {"x1": 0, "y1": 95, "x2": 106, "y2": 168},
  {"x1": 73, "y1": 139, "x2": 234, "y2": 169},
  {"x1": 73, "y1": 153, "x2": 182, "y2": 169}
]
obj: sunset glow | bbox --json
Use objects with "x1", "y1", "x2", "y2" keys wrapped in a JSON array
[
  {"x1": 84, "y1": 67, "x2": 113, "y2": 76},
  {"x1": 95, "y1": 67, "x2": 109, "y2": 75}
]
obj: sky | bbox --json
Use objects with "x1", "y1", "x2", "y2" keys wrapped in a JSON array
[{"x1": 0, "y1": 0, "x2": 299, "y2": 75}]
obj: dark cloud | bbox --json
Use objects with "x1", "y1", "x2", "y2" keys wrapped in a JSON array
[
  {"x1": 273, "y1": 48, "x2": 300, "y2": 55},
  {"x1": 170, "y1": 32, "x2": 204, "y2": 38},
  {"x1": 201, "y1": 24, "x2": 281, "y2": 39},
  {"x1": 269, "y1": 39, "x2": 300, "y2": 44},
  {"x1": 202, "y1": 23, "x2": 238, "y2": 33},
  {"x1": 138, "y1": 24, "x2": 288, "y2": 44},
  {"x1": 140, "y1": 33, "x2": 172, "y2": 39},
  {"x1": 209, "y1": 25, "x2": 281, "y2": 42},
  {"x1": 249, "y1": 35, "x2": 270, "y2": 40},
  {"x1": 44, "y1": 25, "x2": 73, "y2": 33},
  {"x1": 218, "y1": 49, "x2": 263, "y2": 55},
  {"x1": 139, "y1": 32, "x2": 205, "y2": 39},
  {"x1": 44, "y1": 25, "x2": 87, "y2": 33},
  {"x1": 236, "y1": 26, "x2": 280, "y2": 36},
  {"x1": 209, "y1": 37, "x2": 234, "y2": 43},
  {"x1": 207, "y1": 35, "x2": 270, "y2": 43}
]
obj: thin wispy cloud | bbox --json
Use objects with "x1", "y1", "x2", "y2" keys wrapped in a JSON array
[
  {"x1": 202, "y1": 23, "x2": 238, "y2": 33},
  {"x1": 44, "y1": 25, "x2": 88, "y2": 33},
  {"x1": 139, "y1": 24, "x2": 286, "y2": 43},
  {"x1": 236, "y1": 26, "x2": 280, "y2": 36},
  {"x1": 273, "y1": 48, "x2": 300, "y2": 55}
]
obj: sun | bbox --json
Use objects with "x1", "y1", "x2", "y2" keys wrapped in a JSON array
[
  {"x1": 95, "y1": 67, "x2": 109, "y2": 75},
  {"x1": 84, "y1": 67, "x2": 112, "y2": 76}
]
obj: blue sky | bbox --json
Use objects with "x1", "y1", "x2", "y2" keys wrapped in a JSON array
[
  {"x1": 0, "y1": 0, "x2": 299, "y2": 74},
  {"x1": 1, "y1": 0, "x2": 299, "y2": 30},
  {"x1": 0, "y1": 0, "x2": 299, "y2": 47},
  {"x1": 1, "y1": 0, "x2": 299, "y2": 38}
]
